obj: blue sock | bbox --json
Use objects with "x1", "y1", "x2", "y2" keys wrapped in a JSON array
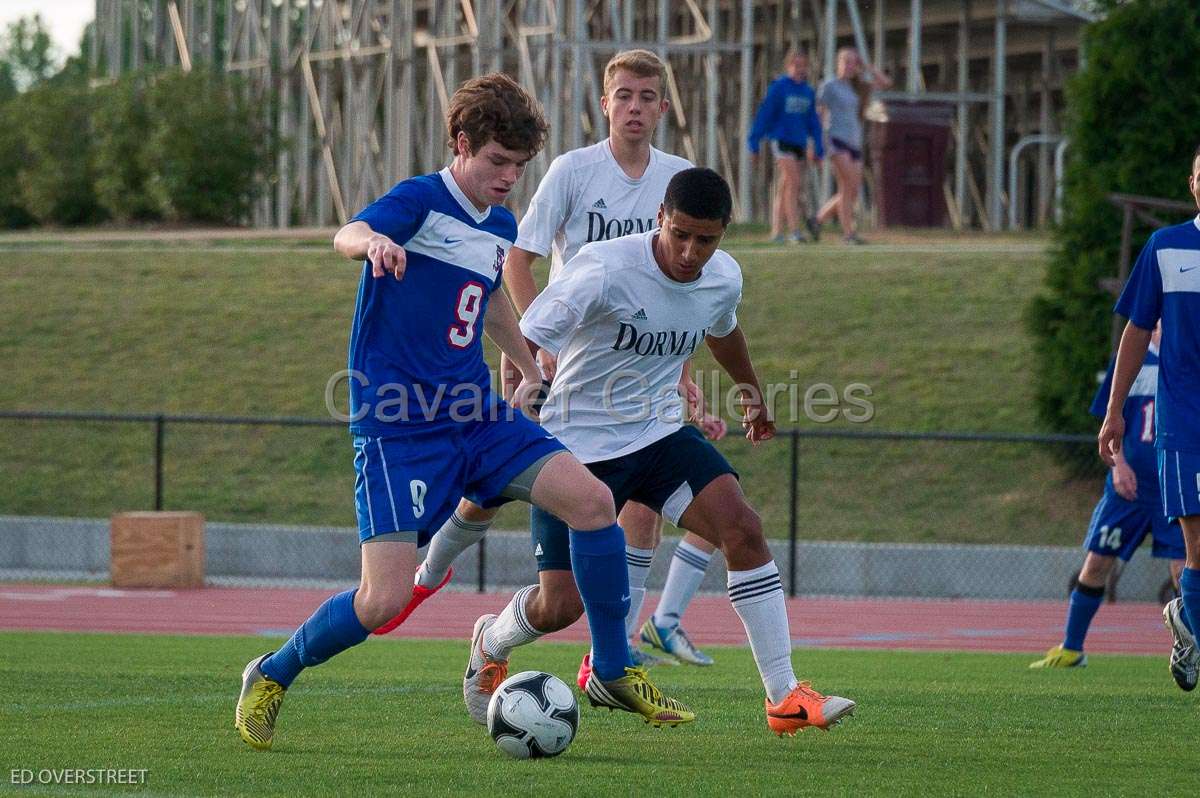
[
  {"x1": 569, "y1": 523, "x2": 633, "y2": 682},
  {"x1": 260, "y1": 589, "x2": 369, "y2": 688},
  {"x1": 1062, "y1": 583, "x2": 1104, "y2": 652},
  {"x1": 1179, "y1": 568, "x2": 1200, "y2": 636}
]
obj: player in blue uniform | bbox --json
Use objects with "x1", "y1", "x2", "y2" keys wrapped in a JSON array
[
  {"x1": 233, "y1": 74, "x2": 686, "y2": 750},
  {"x1": 1100, "y1": 143, "x2": 1200, "y2": 691},
  {"x1": 1031, "y1": 326, "x2": 1184, "y2": 668}
]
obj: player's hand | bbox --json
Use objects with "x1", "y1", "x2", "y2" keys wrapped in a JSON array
[
  {"x1": 510, "y1": 374, "x2": 543, "y2": 422},
  {"x1": 366, "y1": 234, "x2": 406, "y2": 280},
  {"x1": 1112, "y1": 461, "x2": 1138, "y2": 501},
  {"x1": 682, "y1": 379, "x2": 705, "y2": 420},
  {"x1": 698, "y1": 414, "x2": 728, "y2": 441},
  {"x1": 536, "y1": 349, "x2": 558, "y2": 382},
  {"x1": 740, "y1": 397, "x2": 776, "y2": 445},
  {"x1": 1098, "y1": 413, "x2": 1125, "y2": 467}
]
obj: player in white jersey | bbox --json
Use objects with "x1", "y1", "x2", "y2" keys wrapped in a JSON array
[
  {"x1": 494, "y1": 168, "x2": 856, "y2": 735},
  {"x1": 376, "y1": 50, "x2": 727, "y2": 671}
]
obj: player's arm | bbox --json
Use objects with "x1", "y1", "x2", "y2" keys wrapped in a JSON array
[
  {"x1": 1099, "y1": 321, "x2": 1153, "y2": 465},
  {"x1": 333, "y1": 222, "x2": 407, "y2": 280},
  {"x1": 497, "y1": 246, "x2": 546, "y2": 394},
  {"x1": 503, "y1": 246, "x2": 543, "y2": 314},
  {"x1": 483, "y1": 287, "x2": 542, "y2": 412},
  {"x1": 706, "y1": 326, "x2": 774, "y2": 444}
]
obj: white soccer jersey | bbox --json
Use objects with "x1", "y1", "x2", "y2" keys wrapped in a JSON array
[
  {"x1": 520, "y1": 231, "x2": 742, "y2": 463},
  {"x1": 515, "y1": 140, "x2": 693, "y2": 282}
]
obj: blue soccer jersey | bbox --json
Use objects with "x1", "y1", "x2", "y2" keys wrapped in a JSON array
[
  {"x1": 1114, "y1": 216, "x2": 1200, "y2": 453},
  {"x1": 1090, "y1": 347, "x2": 1161, "y2": 506},
  {"x1": 347, "y1": 169, "x2": 515, "y2": 435}
]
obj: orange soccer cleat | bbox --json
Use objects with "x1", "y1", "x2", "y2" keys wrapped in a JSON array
[{"x1": 765, "y1": 682, "x2": 856, "y2": 736}]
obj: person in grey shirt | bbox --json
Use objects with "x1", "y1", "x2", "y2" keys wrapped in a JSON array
[{"x1": 816, "y1": 47, "x2": 891, "y2": 244}]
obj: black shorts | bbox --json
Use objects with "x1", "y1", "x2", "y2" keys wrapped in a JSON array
[
  {"x1": 830, "y1": 137, "x2": 862, "y2": 161},
  {"x1": 771, "y1": 140, "x2": 807, "y2": 159},
  {"x1": 529, "y1": 426, "x2": 737, "y2": 571}
]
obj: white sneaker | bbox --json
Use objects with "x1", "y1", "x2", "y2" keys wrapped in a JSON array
[
  {"x1": 463, "y1": 614, "x2": 508, "y2": 724},
  {"x1": 1163, "y1": 598, "x2": 1198, "y2": 691}
]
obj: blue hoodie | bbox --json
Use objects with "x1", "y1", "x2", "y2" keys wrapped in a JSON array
[{"x1": 747, "y1": 75, "x2": 824, "y2": 157}]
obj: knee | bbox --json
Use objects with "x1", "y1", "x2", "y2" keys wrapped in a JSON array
[
  {"x1": 354, "y1": 583, "x2": 410, "y2": 631},
  {"x1": 719, "y1": 505, "x2": 767, "y2": 556},
  {"x1": 562, "y1": 478, "x2": 616, "y2": 531},
  {"x1": 1079, "y1": 555, "x2": 1114, "y2": 586},
  {"x1": 457, "y1": 498, "x2": 496, "y2": 524}
]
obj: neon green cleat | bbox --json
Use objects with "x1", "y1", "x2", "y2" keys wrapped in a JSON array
[
  {"x1": 234, "y1": 653, "x2": 287, "y2": 750},
  {"x1": 583, "y1": 666, "x2": 695, "y2": 727},
  {"x1": 640, "y1": 618, "x2": 714, "y2": 666},
  {"x1": 1028, "y1": 645, "x2": 1087, "y2": 669}
]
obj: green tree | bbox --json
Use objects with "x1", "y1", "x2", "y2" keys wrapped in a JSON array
[
  {"x1": 0, "y1": 98, "x2": 33, "y2": 227},
  {"x1": 144, "y1": 69, "x2": 270, "y2": 224},
  {"x1": 1027, "y1": 0, "x2": 1200, "y2": 451},
  {"x1": 3, "y1": 15, "x2": 56, "y2": 90},
  {"x1": 93, "y1": 73, "x2": 160, "y2": 221},
  {"x1": 13, "y1": 81, "x2": 103, "y2": 225}
]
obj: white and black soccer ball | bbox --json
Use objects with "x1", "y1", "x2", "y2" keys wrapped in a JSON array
[{"x1": 486, "y1": 670, "x2": 578, "y2": 759}]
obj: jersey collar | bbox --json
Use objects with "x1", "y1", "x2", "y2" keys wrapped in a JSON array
[
  {"x1": 1193, "y1": 214, "x2": 1200, "y2": 234},
  {"x1": 439, "y1": 168, "x2": 492, "y2": 224},
  {"x1": 603, "y1": 138, "x2": 656, "y2": 185}
]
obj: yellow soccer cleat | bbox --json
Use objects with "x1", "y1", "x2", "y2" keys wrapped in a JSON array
[
  {"x1": 583, "y1": 666, "x2": 695, "y2": 727},
  {"x1": 234, "y1": 653, "x2": 287, "y2": 751},
  {"x1": 1028, "y1": 645, "x2": 1087, "y2": 669}
]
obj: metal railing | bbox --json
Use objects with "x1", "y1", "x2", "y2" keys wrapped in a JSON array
[{"x1": 0, "y1": 409, "x2": 1102, "y2": 598}]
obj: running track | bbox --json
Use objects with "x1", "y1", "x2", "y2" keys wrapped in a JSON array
[{"x1": 0, "y1": 584, "x2": 1170, "y2": 655}]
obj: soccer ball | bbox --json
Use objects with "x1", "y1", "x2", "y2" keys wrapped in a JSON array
[{"x1": 486, "y1": 670, "x2": 579, "y2": 759}]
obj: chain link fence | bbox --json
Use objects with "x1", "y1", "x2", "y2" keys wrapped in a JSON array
[{"x1": 0, "y1": 411, "x2": 1177, "y2": 600}]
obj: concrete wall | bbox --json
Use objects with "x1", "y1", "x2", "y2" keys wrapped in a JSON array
[{"x1": 0, "y1": 515, "x2": 1175, "y2": 602}]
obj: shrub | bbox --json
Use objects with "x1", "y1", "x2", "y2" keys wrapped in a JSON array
[
  {"x1": 93, "y1": 72, "x2": 160, "y2": 222},
  {"x1": 1027, "y1": 0, "x2": 1200, "y2": 452},
  {"x1": 143, "y1": 68, "x2": 269, "y2": 224},
  {"x1": 13, "y1": 81, "x2": 104, "y2": 225}
]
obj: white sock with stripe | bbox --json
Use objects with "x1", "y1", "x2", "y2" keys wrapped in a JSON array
[
  {"x1": 483, "y1": 585, "x2": 544, "y2": 660},
  {"x1": 416, "y1": 511, "x2": 491, "y2": 589},
  {"x1": 652, "y1": 540, "x2": 713, "y2": 631},
  {"x1": 624, "y1": 545, "x2": 656, "y2": 638},
  {"x1": 728, "y1": 561, "x2": 797, "y2": 704}
]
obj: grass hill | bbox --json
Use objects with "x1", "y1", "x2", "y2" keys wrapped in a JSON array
[{"x1": 0, "y1": 231, "x2": 1098, "y2": 544}]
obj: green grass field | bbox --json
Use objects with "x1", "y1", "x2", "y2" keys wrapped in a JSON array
[
  {"x1": 0, "y1": 630, "x2": 1186, "y2": 796},
  {"x1": 0, "y1": 232, "x2": 1100, "y2": 544}
]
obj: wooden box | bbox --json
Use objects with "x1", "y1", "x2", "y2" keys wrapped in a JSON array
[{"x1": 110, "y1": 512, "x2": 205, "y2": 588}]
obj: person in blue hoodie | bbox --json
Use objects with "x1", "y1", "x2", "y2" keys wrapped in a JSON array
[{"x1": 747, "y1": 51, "x2": 823, "y2": 244}]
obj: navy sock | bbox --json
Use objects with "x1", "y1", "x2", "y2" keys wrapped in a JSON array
[
  {"x1": 569, "y1": 523, "x2": 633, "y2": 682},
  {"x1": 1062, "y1": 582, "x2": 1104, "y2": 652},
  {"x1": 261, "y1": 589, "x2": 369, "y2": 688},
  {"x1": 1180, "y1": 568, "x2": 1200, "y2": 636}
]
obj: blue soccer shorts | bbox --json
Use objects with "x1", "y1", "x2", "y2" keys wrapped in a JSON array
[
  {"x1": 1083, "y1": 488, "x2": 1185, "y2": 561},
  {"x1": 530, "y1": 426, "x2": 737, "y2": 572},
  {"x1": 1159, "y1": 449, "x2": 1200, "y2": 522},
  {"x1": 352, "y1": 407, "x2": 565, "y2": 546}
]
